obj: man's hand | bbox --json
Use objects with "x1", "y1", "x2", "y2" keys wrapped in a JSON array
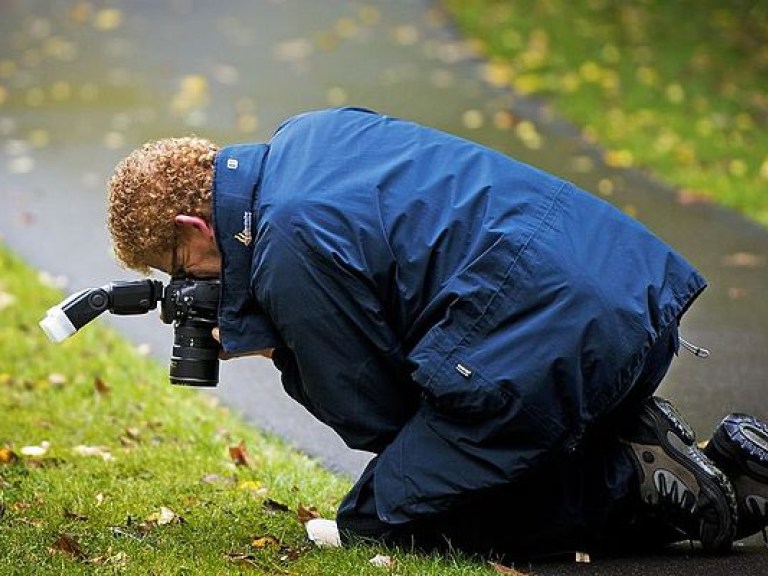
[{"x1": 211, "y1": 327, "x2": 274, "y2": 359}]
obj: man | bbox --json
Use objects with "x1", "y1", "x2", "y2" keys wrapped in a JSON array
[{"x1": 107, "y1": 107, "x2": 768, "y2": 558}]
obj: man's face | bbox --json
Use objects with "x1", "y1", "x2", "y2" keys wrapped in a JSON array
[{"x1": 148, "y1": 217, "x2": 222, "y2": 278}]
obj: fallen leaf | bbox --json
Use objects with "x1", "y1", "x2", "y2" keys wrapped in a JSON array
[
  {"x1": 87, "y1": 550, "x2": 127, "y2": 567},
  {"x1": 263, "y1": 498, "x2": 291, "y2": 514},
  {"x1": 145, "y1": 506, "x2": 183, "y2": 526},
  {"x1": 0, "y1": 290, "x2": 15, "y2": 310},
  {"x1": 489, "y1": 562, "x2": 529, "y2": 575},
  {"x1": 369, "y1": 554, "x2": 396, "y2": 568},
  {"x1": 273, "y1": 38, "x2": 314, "y2": 62},
  {"x1": 48, "y1": 373, "x2": 67, "y2": 385},
  {"x1": 72, "y1": 445, "x2": 114, "y2": 461},
  {"x1": 93, "y1": 377, "x2": 111, "y2": 395},
  {"x1": 49, "y1": 533, "x2": 85, "y2": 559},
  {"x1": 251, "y1": 535, "x2": 280, "y2": 549},
  {"x1": 238, "y1": 480, "x2": 261, "y2": 491},
  {"x1": 575, "y1": 551, "x2": 591, "y2": 563},
  {"x1": 721, "y1": 252, "x2": 766, "y2": 268},
  {"x1": 604, "y1": 149, "x2": 634, "y2": 168},
  {"x1": 225, "y1": 552, "x2": 259, "y2": 568},
  {"x1": 297, "y1": 503, "x2": 321, "y2": 524},
  {"x1": 228, "y1": 441, "x2": 253, "y2": 467},
  {"x1": 728, "y1": 287, "x2": 749, "y2": 300},
  {"x1": 676, "y1": 188, "x2": 713, "y2": 206},
  {"x1": 92, "y1": 8, "x2": 122, "y2": 31},
  {"x1": 0, "y1": 447, "x2": 19, "y2": 464},
  {"x1": 64, "y1": 509, "x2": 88, "y2": 521},
  {"x1": 201, "y1": 473, "x2": 236, "y2": 486},
  {"x1": 135, "y1": 343, "x2": 151, "y2": 356}
]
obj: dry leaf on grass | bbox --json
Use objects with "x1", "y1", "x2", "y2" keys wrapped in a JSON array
[
  {"x1": 64, "y1": 508, "x2": 88, "y2": 521},
  {"x1": 263, "y1": 498, "x2": 291, "y2": 514},
  {"x1": 88, "y1": 550, "x2": 127, "y2": 567},
  {"x1": 251, "y1": 535, "x2": 280, "y2": 549},
  {"x1": 93, "y1": 376, "x2": 111, "y2": 395},
  {"x1": 49, "y1": 533, "x2": 85, "y2": 560},
  {"x1": 228, "y1": 440, "x2": 253, "y2": 467},
  {"x1": 369, "y1": 554, "x2": 396, "y2": 568},
  {"x1": 297, "y1": 503, "x2": 321, "y2": 524},
  {"x1": 0, "y1": 447, "x2": 19, "y2": 464},
  {"x1": 144, "y1": 506, "x2": 184, "y2": 527},
  {"x1": 72, "y1": 445, "x2": 114, "y2": 461}
]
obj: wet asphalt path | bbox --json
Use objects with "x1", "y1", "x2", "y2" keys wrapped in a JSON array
[{"x1": 1, "y1": 1, "x2": 767, "y2": 573}]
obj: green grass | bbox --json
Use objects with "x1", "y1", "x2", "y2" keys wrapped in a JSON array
[
  {"x1": 440, "y1": 0, "x2": 768, "y2": 226},
  {"x1": 0, "y1": 244, "x2": 499, "y2": 575}
]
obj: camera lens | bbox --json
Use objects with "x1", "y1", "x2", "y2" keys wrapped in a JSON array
[{"x1": 169, "y1": 320, "x2": 219, "y2": 386}]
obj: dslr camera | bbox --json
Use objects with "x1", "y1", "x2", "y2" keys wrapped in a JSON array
[{"x1": 40, "y1": 278, "x2": 221, "y2": 386}]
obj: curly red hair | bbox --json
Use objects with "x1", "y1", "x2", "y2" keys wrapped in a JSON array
[{"x1": 107, "y1": 137, "x2": 219, "y2": 273}]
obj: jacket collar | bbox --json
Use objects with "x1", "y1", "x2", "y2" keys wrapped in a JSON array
[{"x1": 212, "y1": 143, "x2": 280, "y2": 353}]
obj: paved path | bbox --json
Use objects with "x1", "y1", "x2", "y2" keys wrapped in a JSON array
[{"x1": 1, "y1": 1, "x2": 767, "y2": 572}]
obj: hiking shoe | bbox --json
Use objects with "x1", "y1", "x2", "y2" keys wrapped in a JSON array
[
  {"x1": 622, "y1": 396, "x2": 737, "y2": 552},
  {"x1": 703, "y1": 413, "x2": 768, "y2": 541}
]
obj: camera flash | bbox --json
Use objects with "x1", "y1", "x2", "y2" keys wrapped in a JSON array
[{"x1": 39, "y1": 305, "x2": 77, "y2": 343}]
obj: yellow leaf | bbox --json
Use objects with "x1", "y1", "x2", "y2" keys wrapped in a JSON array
[
  {"x1": 93, "y1": 8, "x2": 122, "y2": 31},
  {"x1": 604, "y1": 149, "x2": 634, "y2": 168},
  {"x1": 665, "y1": 83, "x2": 685, "y2": 103},
  {"x1": 482, "y1": 61, "x2": 513, "y2": 88},
  {"x1": 251, "y1": 535, "x2": 280, "y2": 549},
  {"x1": 146, "y1": 506, "x2": 183, "y2": 526},
  {"x1": 0, "y1": 447, "x2": 19, "y2": 464},
  {"x1": 461, "y1": 109, "x2": 484, "y2": 130},
  {"x1": 390, "y1": 25, "x2": 419, "y2": 46},
  {"x1": 759, "y1": 158, "x2": 768, "y2": 180},
  {"x1": 358, "y1": 6, "x2": 381, "y2": 26},
  {"x1": 0, "y1": 289, "x2": 16, "y2": 310},
  {"x1": 728, "y1": 159, "x2": 748, "y2": 177},
  {"x1": 238, "y1": 480, "x2": 261, "y2": 492},
  {"x1": 579, "y1": 61, "x2": 601, "y2": 82}
]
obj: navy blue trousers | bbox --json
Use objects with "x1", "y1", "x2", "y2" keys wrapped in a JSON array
[{"x1": 337, "y1": 326, "x2": 683, "y2": 559}]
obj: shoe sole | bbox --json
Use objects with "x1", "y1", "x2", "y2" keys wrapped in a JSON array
[
  {"x1": 707, "y1": 414, "x2": 768, "y2": 531},
  {"x1": 627, "y1": 397, "x2": 737, "y2": 552}
]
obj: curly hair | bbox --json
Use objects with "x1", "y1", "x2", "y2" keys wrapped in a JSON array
[{"x1": 107, "y1": 137, "x2": 219, "y2": 273}]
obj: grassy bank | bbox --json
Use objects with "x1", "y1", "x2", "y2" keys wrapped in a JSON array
[
  {"x1": 440, "y1": 0, "x2": 768, "y2": 226},
  {"x1": 0, "y1": 244, "x2": 497, "y2": 575}
]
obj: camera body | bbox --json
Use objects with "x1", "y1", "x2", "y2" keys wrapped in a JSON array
[
  {"x1": 40, "y1": 277, "x2": 221, "y2": 387},
  {"x1": 161, "y1": 278, "x2": 220, "y2": 386}
]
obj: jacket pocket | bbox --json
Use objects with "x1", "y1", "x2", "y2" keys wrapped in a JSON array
[{"x1": 421, "y1": 353, "x2": 514, "y2": 420}]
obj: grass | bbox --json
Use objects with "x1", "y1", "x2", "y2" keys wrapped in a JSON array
[
  {"x1": 439, "y1": 0, "x2": 768, "y2": 226},
  {"x1": 0, "y1": 244, "x2": 500, "y2": 575}
]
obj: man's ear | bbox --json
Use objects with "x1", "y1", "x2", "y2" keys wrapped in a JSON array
[{"x1": 175, "y1": 214, "x2": 214, "y2": 238}]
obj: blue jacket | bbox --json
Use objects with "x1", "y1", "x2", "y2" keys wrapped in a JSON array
[{"x1": 212, "y1": 108, "x2": 706, "y2": 524}]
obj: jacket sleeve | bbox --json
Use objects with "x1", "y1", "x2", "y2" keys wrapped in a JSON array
[{"x1": 254, "y1": 230, "x2": 419, "y2": 454}]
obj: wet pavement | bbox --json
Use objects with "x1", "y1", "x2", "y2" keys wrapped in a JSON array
[{"x1": 1, "y1": 1, "x2": 767, "y2": 573}]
